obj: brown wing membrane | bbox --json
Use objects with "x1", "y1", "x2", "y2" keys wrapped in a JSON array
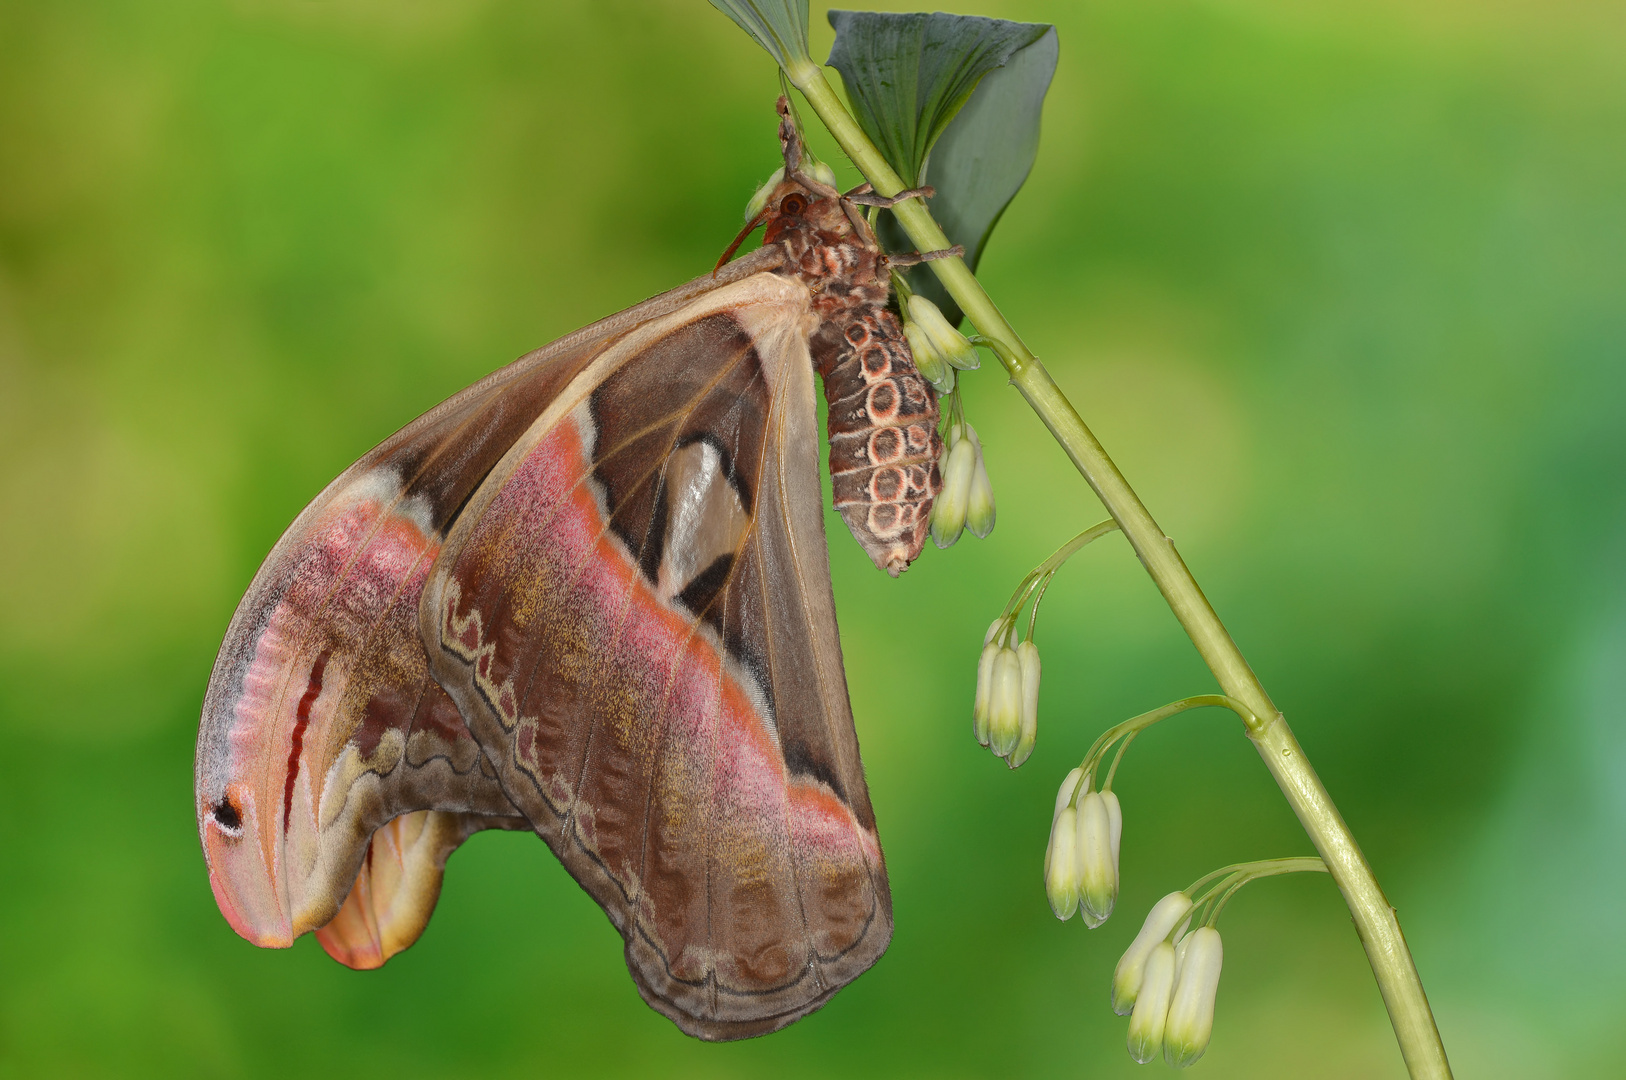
[
  {"x1": 194, "y1": 250, "x2": 789, "y2": 951},
  {"x1": 422, "y1": 273, "x2": 892, "y2": 1040}
]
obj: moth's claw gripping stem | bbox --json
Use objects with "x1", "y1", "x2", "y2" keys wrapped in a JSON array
[
  {"x1": 884, "y1": 244, "x2": 965, "y2": 268},
  {"x1": 846, "y1": 185, "x2": 936, "y2": 208}
]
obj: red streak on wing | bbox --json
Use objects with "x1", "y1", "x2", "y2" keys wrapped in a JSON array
[{"x1": 283, "y1": 650, "x2": 329, "y2": 830}]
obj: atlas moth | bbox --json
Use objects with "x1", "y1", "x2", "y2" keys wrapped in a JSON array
[{"x1": 195, "y1": 98, "x2": 962, "y2": 1040}]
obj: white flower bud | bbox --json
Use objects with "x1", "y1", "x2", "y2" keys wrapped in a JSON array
[
  {"x1": 908, "y1": 294, "x2": 979, "y2": 370},
  {"x1": 903, "y1": 318, "x2": 954, "y2": 393},
  {"x1": 803, "y1": 157, "x2": 838, "y2": 190},
  {"x1": 1007, "y1": 639, "x2": 1040, "y2": 768},
  {"x1": 965, "y1": 438, "x2": 995, "y2": 538},
  {"x1": 972, "y1": 636, "x2": 1001, "y2": 747},
  {"x1": 1044, "y1": 804, "x2": 1079, "y2": 920},
  {"x1": 1126, "y1": 941, "x2": 1176, "y2": 1065},
  {"x1": 987, "y1": 645, "x2": 1023, "y2": 757},
  {"x1": 1074, "y1": 789, "x2": 1119, "y2": 927},
  {"x1": 1044, "y1": 769, "x2": 1083, "y2": 918},
  {"x1": 744, "y1": 166, "x2": 786, "y2": 221},
  {"x1": 1112, "y1": 891, "x2": 1194, "y2": 1015},
  {"x1": 1053, "y1": 766, "x2": 1084, "y2": 820},
  {"x1": 1104, "y1": 788, "x2": 1123, "y2": 872},
  {"x1": 1164, "y1": 927, "x2": 1223, "y2": 1067},
  {"x1": 930, "y1": 432, "x2": 975, "y2": 548},
  {"x1": 1172, "y1": 927, "x2": 1193, "y2": 981}
]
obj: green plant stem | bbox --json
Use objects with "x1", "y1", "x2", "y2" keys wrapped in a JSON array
[{"x1": 788, "y1": 60, "x2": 1452, "y2": 1080}]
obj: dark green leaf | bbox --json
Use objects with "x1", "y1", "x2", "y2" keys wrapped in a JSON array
[
  {"x1": 707, "y1": 0, "x2": 811, "y2": 68},
  {"x1": 882, "y1": 26, "x2": 1058, "y2": 325},
  {"x1": 826, "y1": 11, "x2": 1050, "y2": 188}
]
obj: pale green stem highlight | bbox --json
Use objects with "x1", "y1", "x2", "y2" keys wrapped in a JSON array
[{"x1": 785, "y1": 60, "x2": 1452, "y2": 1080}]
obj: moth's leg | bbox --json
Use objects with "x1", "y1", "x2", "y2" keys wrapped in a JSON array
[
  {"x1": 883, "y1": 244, "x2": 966, "y2": 268},
  {"x1": 845, "y1": 184, "x2": 936, "y2": 207}
]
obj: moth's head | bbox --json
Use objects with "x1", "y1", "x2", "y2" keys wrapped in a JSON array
[
  {"x1": 760, "y1": 177, "x2": 864, "y2": 244},
  {"x1": 712, "y1": 99, "x2": 878, "y2": 275},
  {"x1": 714, "y1": 173, "x2": 873, "y2": 273},
  {"x1": 770, "y1": 96, "x2": 874, "y2": 246}
]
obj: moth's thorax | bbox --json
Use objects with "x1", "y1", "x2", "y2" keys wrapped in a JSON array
[{"x1": 762, "y1": 189, "x2": 944, "y2": 575}]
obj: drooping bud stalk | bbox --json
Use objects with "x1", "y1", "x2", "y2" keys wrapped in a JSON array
[
  {"x1": 1164, "y1": 927, "x2": 1223, "y2": 1067},
  {"x1": 1075, "y1": 789, "x2": 1119, "y2": 927},
  {"x1": 1126, "y1": 941, "x2": 1176, "y2": 1065},
  {"x1": 744, "y1": 166, "x2": 786, "y2": 222},
  {"x1": 1112, "y1": 891, "x2": 1194, "y2": 1015},
  {"x1": 1007, "y1": 639, "x2": 1040, "y2": 768},
  {"x1": 930, "y1": 429, "x2": 976, "y2": 548},
  {"x1": 907, "y1": 294, "x2": 979, "y2": 370},
  {"x1": 987, "y1": 644, "x2": 1023, "y2": 758}
]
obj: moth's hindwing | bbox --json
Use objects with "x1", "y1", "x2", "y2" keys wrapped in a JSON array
[
  {"x1": 314, "y1": 809, "x2": 529, "y2": 969},
  {"x1": 423, "y1": 272, "x2": 893, "y2": 1040}
]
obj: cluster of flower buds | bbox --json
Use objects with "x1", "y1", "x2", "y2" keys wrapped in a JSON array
[
  {"x1": 1115, "y1": 892, "x2": 1224, "y2": 1067},
  {"x1": 901, "y1": 295, "x2": 978, "y2": 393},
  {"x1": 932, "y1": 422, "x2": 995, "y2": 547},
  {"x1": 1042, "y1": 766, "x2": 1122, "y2": 925},
  {"x1": 743, "y1": 156, "x2": 840, "y2": 220},
  {"x1": 974, "y1": 620, "x2": 1040, "y2": 767}
]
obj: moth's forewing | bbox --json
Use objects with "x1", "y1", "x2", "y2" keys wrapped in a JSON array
[
  {"x1": 195, "y1": 246, "x2": 893, "y2": 1038},
  {"x1": 194, "y1": 250, "x2": 791, "y2": 948},
  {"x1": 422, "y1": 273, "x2": 892, "y2": 1040}
]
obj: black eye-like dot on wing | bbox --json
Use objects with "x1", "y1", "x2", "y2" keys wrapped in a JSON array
[{"x1": 213, "y1": 800, "x2": 242, "y2": 831}]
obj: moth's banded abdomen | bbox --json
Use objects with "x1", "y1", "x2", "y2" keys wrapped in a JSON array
[
  {"x1": 755, "y1": 160, "x2": 946, "y2": 575},
  {"x1": 815, "y1": 308, "x2": 943, "y2": 574}
]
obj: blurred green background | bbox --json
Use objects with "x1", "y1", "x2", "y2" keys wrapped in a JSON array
[{"x1": 2, "y1": 1, "x2": 1622, "y2": 1076}]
